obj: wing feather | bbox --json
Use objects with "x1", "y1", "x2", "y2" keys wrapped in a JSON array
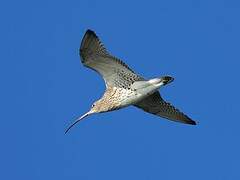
[
  {"x1": 135, "y1": 92, "x2": 196, "y2": 125},
  {"x1": 80, "y1": 30, "x2": 142, "y2": 88}
]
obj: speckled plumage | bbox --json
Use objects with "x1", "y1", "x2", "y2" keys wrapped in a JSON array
[
  {"x1": 92, "y1": 86, "x2": 135, "y2": 112},
  {"x1": 65, "y1": 29, "x2": 196, "y2": 133}
]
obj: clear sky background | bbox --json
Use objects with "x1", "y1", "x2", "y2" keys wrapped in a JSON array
[{"x1": 1, "y1": 0, "x2": 240, "y2": 179}]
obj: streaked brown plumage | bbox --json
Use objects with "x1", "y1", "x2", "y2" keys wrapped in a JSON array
[{"x1": 65, "y1": 29, "x2": 196, "y2": 133}]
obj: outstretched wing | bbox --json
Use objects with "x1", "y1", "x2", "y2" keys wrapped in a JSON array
[
  {"x1": 80, "y1": 29, "x2": 143, "y2": 88},
  {"x1": 135, "y1": 92, "x2": 196, "y2": 125}
]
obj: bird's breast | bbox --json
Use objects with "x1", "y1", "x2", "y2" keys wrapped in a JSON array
[
  {"x1": 105, "y1": 85, "x2": 158, "y2": 110},
  {"x1": 114, "y1": 87, "x2": 143, "y2": 108}
]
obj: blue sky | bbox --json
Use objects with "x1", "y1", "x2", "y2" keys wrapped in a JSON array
[{"x1": 1, "y1": 0, "x2": 240, "y2": 179}]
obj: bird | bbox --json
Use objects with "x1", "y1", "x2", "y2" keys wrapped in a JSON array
[{"x1": 65, "y1": 29, "x2": 196, "y2": 133}]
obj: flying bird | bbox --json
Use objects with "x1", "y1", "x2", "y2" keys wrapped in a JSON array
[{"x1": 65, "y1": 29, "x2": 196, "y2": 133}]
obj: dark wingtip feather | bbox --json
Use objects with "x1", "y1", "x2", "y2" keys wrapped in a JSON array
[
  {"x1": 86, "y1": 29, "x2": 95, "y2": 34},
  {"x1": 80, "y1": 29, "x2": 100, "y2": 61},
  {"x1": 187, "y1": 119, "x2": 197, "y2": 125},
  {"x1": 81, "y1": 29, "x2": 96, "y2": 46}
]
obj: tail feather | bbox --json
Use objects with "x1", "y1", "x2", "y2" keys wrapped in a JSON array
[
  {"x1": 148, "y1": 76, "x2": 174, "y2": 86},
  {"x1": 161, "y1": 76, "x2": 174, "y2": 85}
]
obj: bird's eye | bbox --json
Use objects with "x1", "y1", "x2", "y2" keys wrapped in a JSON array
[{"x1": 92, "y1": 104, "x2": 95, "y2": 108}]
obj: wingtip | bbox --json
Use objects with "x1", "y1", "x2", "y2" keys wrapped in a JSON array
[
  {"x1": 85, "y1": 29, "x2": 96, "y2": 36},
  {"x1": 188, "y1": 119, "x2": 197, "y2": 125},
  {"x1": 81, "y1": 29, "x2": 97, "y2": 42},
  {"x1": 80, "y1": 29, "x2": 97, "y2": 55},
  {"x1": 192, "y1": 121, "x2": 197, "y2": 125}
]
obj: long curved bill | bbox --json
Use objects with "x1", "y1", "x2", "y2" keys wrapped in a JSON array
[{"x1": 65, "y1": 112, "x2": 89, "y2": 134}]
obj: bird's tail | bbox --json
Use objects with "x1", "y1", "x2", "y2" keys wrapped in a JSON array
[
  {"x1": 148, "y1": 76, "x2": 174, "y2": 86},
  {"x1": 160, "y1": 76, "x2": 174, "y2": 85}
]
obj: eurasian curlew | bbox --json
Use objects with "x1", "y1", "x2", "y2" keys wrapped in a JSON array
[{"x1": 65, "y1": 29, "x2": 196, "y2": 133}]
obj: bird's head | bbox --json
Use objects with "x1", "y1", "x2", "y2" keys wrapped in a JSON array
[
  {"x1": 65, "y1": 99, "x2": 110, "y2": 133},
  {"x1": 90, "y1": 99, "x2": 111, "y2": 113}
]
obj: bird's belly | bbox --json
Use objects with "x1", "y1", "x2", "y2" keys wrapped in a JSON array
[
  {"x1": 119, "y1": 91, "x2": 142, "y2": 107},
  {"x1": 119, "y1": 86, "x2": 158, "y2": 108}
]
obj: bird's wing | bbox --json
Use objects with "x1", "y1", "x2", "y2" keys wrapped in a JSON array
[
  {"x1": 80, "y1": 30, "x2": 143, "y2": 88},
  {"x1": 134, "y1": 92, "x2": 196, "y2": 125}
]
